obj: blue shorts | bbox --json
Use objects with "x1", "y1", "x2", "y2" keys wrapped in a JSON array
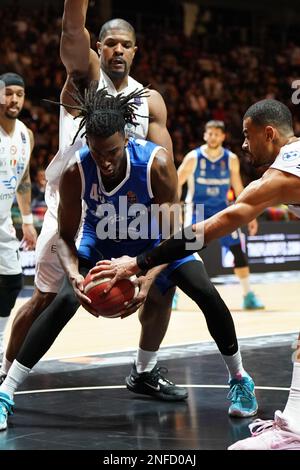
[
  {"x1": 77, "y1": 225, "x2": 201, "y2": 294},
  {"x1": 192, "y1": 207, "x2": 242, "y2": 249}
]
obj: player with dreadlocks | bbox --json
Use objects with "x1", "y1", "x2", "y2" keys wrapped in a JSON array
[
  {"x1": 0, "y1": 83, "x2": 257, "y2": 429},
  {"x1": 0, "y1": 1, "x2": 175, "y2": 400}
]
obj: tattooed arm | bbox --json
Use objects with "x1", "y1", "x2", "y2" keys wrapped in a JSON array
[{"x1": 16, "y1": 128, "x2": 37, "y2": 249}]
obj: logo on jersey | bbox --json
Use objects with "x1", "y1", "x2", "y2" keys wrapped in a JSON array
[
  {"x1": 2, "y1": 175, "x2": 17, "y2": 190},
  {"x1": 20, "y1": 132, "x2": 27, "y2": 144},
  {"x1": 200, "y1": 159, "x2": 206, "y2": 170},
  {"x1": 282, "y1": 150, "x2": 300, "y2": 161},
  {"x1": 133, "y1": 97, "x2": 142, "y2": 106},
  {"x1": 10, "y1": 145, "x2": 17, "y2": 155}
]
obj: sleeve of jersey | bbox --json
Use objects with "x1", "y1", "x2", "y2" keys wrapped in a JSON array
[{"x1": 136, "y1": 225, "x2": 204, "y2": 270}]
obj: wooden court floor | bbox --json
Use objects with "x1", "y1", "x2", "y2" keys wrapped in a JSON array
[{"x1": 5, "y1": 279, "x2": 300, "y2": 360}]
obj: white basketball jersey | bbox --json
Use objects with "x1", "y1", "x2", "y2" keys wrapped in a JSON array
[
  {"x1": 0, "y1": 120, "x2": 31, "y2": 274},
  {"x1": 0, "y1": 120, "x2": 31, "y2": 216},
  {"x1": 98, "y1": 71, "x2": 149, "y2": 139},
  {"x1": 270, "y1": 139, "x2": 300, "y2": 218},
  {"x1": 44, "y1": 71, "x2": 149, "y2": 216}
]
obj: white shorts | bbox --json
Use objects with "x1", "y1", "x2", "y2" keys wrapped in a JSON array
[
  {"x1": 34, "y1": 209, "x2": 64, "y2": 293},
  {"x1": 0, "y1": 217, "x2": 22, "y2": 275}
]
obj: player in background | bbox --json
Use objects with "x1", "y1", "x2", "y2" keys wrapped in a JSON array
[
  {"x1": 177, "y1": 120, "x2": 264, "y2": 310},
  {"x1": 0, "y1": 72, "x2": 37, "y2": 363}
]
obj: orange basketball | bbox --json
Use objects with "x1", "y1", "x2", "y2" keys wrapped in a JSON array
[{"x1": 83, "y1": 273, "x2": 138, "y2": 318}]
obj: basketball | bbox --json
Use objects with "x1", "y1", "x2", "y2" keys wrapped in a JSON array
[{"x1": 83, "y1": 273, "x2": 138, "y2": 318}]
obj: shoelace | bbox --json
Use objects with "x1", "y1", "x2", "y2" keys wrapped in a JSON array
[
  {"x1": 249, "y1": 419, "x2": 275, "y2": 436},
  {"x1": 248, "y1": 416, "x2": 300, "y2": 449},
  {"x1": 227, "y1": 382, "x2": 254, "y2": 402},
  {"x1": 151, "y1": 367, "x2": 174, "y2": 386}
]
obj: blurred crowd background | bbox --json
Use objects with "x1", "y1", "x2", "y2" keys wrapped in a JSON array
[{"x1": 1, "y1": 0, "x2": 300, "y2": 223}]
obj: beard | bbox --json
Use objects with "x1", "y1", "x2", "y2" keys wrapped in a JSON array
[
  {"x1": 5, "y1": 109, "x2": 20, "y2": 120},
  {"x1": 102, "y1": 60, "x2": 129, "y2": 81}
]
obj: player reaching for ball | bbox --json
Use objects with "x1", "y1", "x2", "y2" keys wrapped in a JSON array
[{"x1": 0, "y1": 84, "x2": 258, "y2": 431}]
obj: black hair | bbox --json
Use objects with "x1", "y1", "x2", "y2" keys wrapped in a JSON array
[
  {"x1": 98, "y1": 18, "x2": 136, "y2": 43},
  {"x1": 205, "y1": 120, "x2": 225, "y2": 132},
  {"x1": 45, "y1": 81, "x2": 149, "y2": 144},
  {"x1": 244, "y1": 99, "x2": 293, "y2": 134}
]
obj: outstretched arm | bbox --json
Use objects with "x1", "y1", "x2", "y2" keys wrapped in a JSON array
[{"x1": 94, "y1": 168, "x2": 290, "y2": 278}]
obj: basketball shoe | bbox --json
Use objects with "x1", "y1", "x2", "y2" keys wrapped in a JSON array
[
  {"x1": 0, "y1": 392, "x2": 14, "y2": 431},
  {"x1": 228, "y1": 410, "x2": 300, "y2": 450},
  {"x1": 126, "y1": 363, "x2": 188, "y2": 401},
  {"x1": 243, "y1": 291, "x2": 265, "y2": 310},
  {"x1": 228, "y1": 374, "x2": 258, "y2": 417}
]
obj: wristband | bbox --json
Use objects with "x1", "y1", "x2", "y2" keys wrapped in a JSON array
[{"x1": 22, "y1": 213, "x2": 34, "y2": 224}]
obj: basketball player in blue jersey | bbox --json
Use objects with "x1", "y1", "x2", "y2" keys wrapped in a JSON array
[
  {"x1": 0, "y1": 85, "x2": 258, "y2": 431},
  {"x1": 177, "y1": 120, "x2": 264, "y2": 310},
  {"x1": 0, "y1": 0, "x2": 174, "y2": 391}
]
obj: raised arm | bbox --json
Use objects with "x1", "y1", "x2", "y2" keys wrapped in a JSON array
[
  {"x1": 147, "y1": 90, "x2": 173, "y2": 158},
  {"x1": 16, "y1": 128, "x2": 37, "y2": 249},
  {"x1": 60, "y1": 0, "x2": 99, "y2": 108},
  {"x1": 60, "y1": 0, "x2": 98, "y2": 76}
]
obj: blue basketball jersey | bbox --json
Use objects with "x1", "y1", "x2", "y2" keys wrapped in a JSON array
[
  {"x1": 76, "y1": 137, "x2": 200, "y2": 294},
  {"x1": 185, "y1": 145, "x2": 231, "y2": 223},
  {"x1": 76, "y1": 138, "x2": 162, "y2": 263}
]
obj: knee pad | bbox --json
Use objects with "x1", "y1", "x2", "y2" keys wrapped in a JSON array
[{"x1": 229, "y1": 244, "x2": 248, "y2": 268}]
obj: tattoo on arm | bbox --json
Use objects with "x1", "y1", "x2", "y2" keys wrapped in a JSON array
[{"x1": 17, "y1": 166, "x2": 31, "y2": 194}]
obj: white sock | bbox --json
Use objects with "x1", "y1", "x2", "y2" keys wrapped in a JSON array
[
  {"x1": 0, "y1": 317, "x2": 9, "y2": 353},
  {"x1": 0, "y1": 360, "x2": 31, "y2": 399},
  {"x1": 239, "y1": 277, "x2": 251, "y2": 296},
  {"x1": 0, "y1": 356, "x2": 12, "y2": 376},
  {"x1": 222, "y1": 350, "x2": 248, "y2": 381},
  {"x1": 135, "y1": 348, "x2": 158, "y2": 373},
  {"x1": 282, "y1": 362, "x2": 300, "y2": 434}
]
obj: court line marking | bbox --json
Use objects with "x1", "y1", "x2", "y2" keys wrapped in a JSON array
[
  {"x1": 15, "y1": 384, "x2": 289, "y2": 396},
  {"x1": 43, "y1": 330, "x2": 299, "y2": 362}
]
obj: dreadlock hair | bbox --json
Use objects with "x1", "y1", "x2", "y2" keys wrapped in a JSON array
[{"x1": 45, "y1": 81, "x2": 149, "y2": 145}]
